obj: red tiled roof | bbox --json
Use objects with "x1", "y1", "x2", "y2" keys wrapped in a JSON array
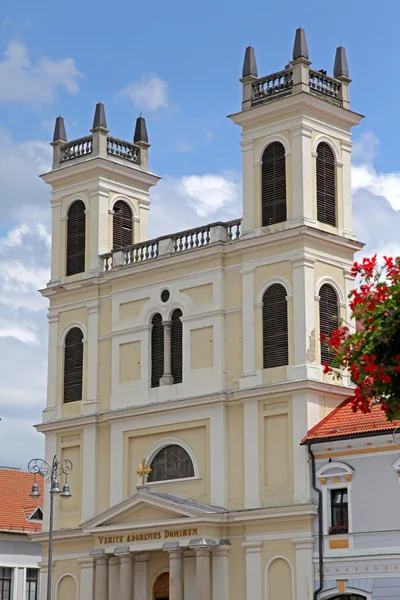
[
  {"x1": 302, "y1": 398, "x2": 400, "y2": 443},
  {"x1": 0, "y1": 469, "x2": 43, "y2": 533}
]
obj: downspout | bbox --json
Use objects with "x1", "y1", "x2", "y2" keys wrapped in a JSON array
[{"x1": 308, "y1": 443, "x2": 324, "y2": 599}]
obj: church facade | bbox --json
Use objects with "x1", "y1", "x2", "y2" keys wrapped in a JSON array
[{"x1": 34, "y1": 28, "x2": 363, "y2": 600}]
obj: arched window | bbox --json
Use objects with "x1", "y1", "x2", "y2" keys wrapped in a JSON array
[
  {"x1": 316, "y1": 142, "x2": 336, "y2": 226},
  {"x1": 113, "y1": 200, "x2": 133, "y2": 250},
  {"x1": 171, "y1": 309, "x2": 183, "y2": 384},
  {"x1": 66, "y1": 200, "x2": 86, "y2": 276},
  {"x1": 319, "y1": 283, "x2": 339, "y2": 365},
  {"x1": 63, "y1": 327, "x2": 84, "y2": 403},
  {"x1": 263, "y1": 284, "x2": 288, "y2": 368},
  {"x1": 261, "y1": 141, "x2": 287, "y2": 226},
  {"x1": 147, "y1": 445, "x2": 195, "y2": 482},
  {"x1": 151, "y1": 313, "x2": 164, "y2": 388}
]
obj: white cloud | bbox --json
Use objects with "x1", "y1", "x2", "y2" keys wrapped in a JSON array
[
  {"x1": 352, "y1": 163, "x2": 400, "y2": 211},
  {"x1": 352, "y1": 131, "x2": 379, "y2": 165},
  {"x1": 178, "y1": 173, "x2": 240, "y2": 218},
  {"x1": 0, "y1": 41, "x2": 83, "y2": 107},
  {"x1": 0, "y1": 328, "x2": 38, "y2": 345},
  {"x1": 118, "y1": 74, "x2": 169, "y2": 112}
]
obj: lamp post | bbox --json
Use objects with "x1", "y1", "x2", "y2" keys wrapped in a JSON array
[{"x1": 28, "y1": 456, "x2": 73, "y2": 600}]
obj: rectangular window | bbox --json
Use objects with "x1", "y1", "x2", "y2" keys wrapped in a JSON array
[
  {"x1": 329, "y1": 488, "x2": 349, "y2": 535},
  {"x1": 25, "y1": 569, "x2": 38, "y2": 600},
  {"x1": 0, "y1": 567, "x2": 12, "y2": 600}
]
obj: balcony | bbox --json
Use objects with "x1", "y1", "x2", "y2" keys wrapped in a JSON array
[{"x1": 101, "y1": 219, "x2": 242, "y2": 272}]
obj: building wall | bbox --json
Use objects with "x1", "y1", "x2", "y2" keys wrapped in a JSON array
[{"x1": 0, "y1": 533, "x2": 41, "y2": 600}]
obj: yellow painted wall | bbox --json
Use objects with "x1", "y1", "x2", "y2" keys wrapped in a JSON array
[
  {"x1": 180, "y1": 283, "x2": 213, "y2": 304},
  {"x1": 191, "y1": 326, "x2": 214, "y2": 370},
  {"x1": 119, "y1": 297, "x2": 150, "y2": 321},
  {"x1": 56, "y1": 434, "x2": 82, "y2": 529},
  {"x1": 124, "y1": 421, "x2": 209, "y2": 503},
  {"x1": 54, "y1": 570, "x2": 78, "y2": 600},
  {"x1": 266, "y1": 557, "x2": 293, "y2": 600},
  {"x1": 259, "y1": 398, "x2": 294, "y2": 506},
  {"x1": 119, "y1": 341, "x2": 141, "y2": 382},
  {"x1": 225, "y1": 312, "x2": 242, "y2": 390}
]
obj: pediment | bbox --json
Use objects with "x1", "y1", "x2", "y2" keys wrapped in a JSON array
[
  {"x1": 81, "y1": 489, "x2": 225, "y2": 531},
  {"x1": 105, "y1": 503, "x2": 186, "y2": 526}
]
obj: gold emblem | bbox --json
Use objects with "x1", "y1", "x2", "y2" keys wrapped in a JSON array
[{"x1": 136, "y1": 457, "x2": 152, "y2": 487}]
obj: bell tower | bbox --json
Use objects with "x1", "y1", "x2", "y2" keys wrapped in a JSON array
[
  {"x1": 230, "y1": 28, "x2": 360, "y2": 239},
  {"x1": 42, "y1": 103, "x2": 160, "y2": 285}
]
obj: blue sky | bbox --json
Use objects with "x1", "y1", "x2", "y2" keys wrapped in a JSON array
[{"x1": 1, "y1": 0, "x2": 400, "y2": 467}]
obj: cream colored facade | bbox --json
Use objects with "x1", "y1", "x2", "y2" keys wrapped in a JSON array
[{"x1": 35, "y1": 31, "x2": 363, "y2": 600}]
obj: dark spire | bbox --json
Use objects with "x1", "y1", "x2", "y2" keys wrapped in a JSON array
[
  {"x1": 292, "y1": 27, "x2": 309, "y2": 60},
  {"x1": 134, "y1": 116, "x2": 148, "y2": 144},
  {"x1": 334, "y1": 46, "x2": 349, "y2": 78},
  {"x1": 242, "y1": 46, "x2": 258, "y2": 78},
  {"x1": 92, "y1": 102, "x2": 107, "y2": 130},
  {"x1": 53, "y1": 116, "x2": 67, "y2": 143}
]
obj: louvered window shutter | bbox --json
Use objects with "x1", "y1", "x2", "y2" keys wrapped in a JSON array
[
  {"x1": 263, "y1": 283, "x2": 288, "y2": 368},
  {"x1": 151, "y1": 313, "x2": 164, "y2": 388},
  {"x1": 316, "y1": 142, "x2": 336, "y2": 226},
  {"x1": 261, "y1": 142, "x2": 287, "y2": 226},
  {"x1": 63, "y1": 327, "x2": 84, "y2": 403},
  {"x1": 66, "y1": 200, "x2": 86, "y2": 275},
  {"x1": 171, "y1": 309, "x2": 183, "y2": 384},
  {"x1": 113, "y1": 200, "x2": 133, "y2": 250},
  {"x1": 319, "y1": 284, "x2": 339, "y2": 365}
]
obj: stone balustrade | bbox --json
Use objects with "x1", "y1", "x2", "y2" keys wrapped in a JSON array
[
  {"x1": 60, "y1": 136, "x2": 93, "y2": 163},
  {"x1": 102, "y1": 219, "x2": 242, "y2": 272},
  {"x1": 252, "y1": 68, "x2": 293, "y2": 104},
  {"x1": 309, "y1": 69, "x2": 342, "y2": 105},
  {"x1": 107, "y1": 136, "x2": 141, "y2": 164}
]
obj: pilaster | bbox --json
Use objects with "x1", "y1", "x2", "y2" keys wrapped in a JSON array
[
  {"x1": 183, "y1": 550, "x2": 196, "y2": 600},
  {"x1": 290, "y1": 124, "x2": 314, "y2": 225},
  {"x1": 341, "y1": 140, "x2": 354, "y2": 237},
  {"x1": 292, "y1": 537, "x2": 314, "y2": 600},
  {"x1": 78, "y1": 557, "x2": 95, "y2": 600},
  {"x1": 212, "y1": 543, "x2": 230, "y2": 600},
  {"x1": 243, "y1": 542, "x2": 262, "y2": 600},
  {"x1": 134, "y1": 553, "x2": 148, "y2": 600},
  {"x1": 50, "y1": 201, "x2": 62, "y2": 281},
  {"x1": 243, "y1": 398, "x2": 260, "y2": 508},
  {"x1": 240, "y1": 140, "x2": 255, "y2": 235},
  {"x1": 164, "y1": 544, "x2": 183, "y2": 600},
  {"x1": 93, "y1": 554, "x2": 108, "y2": 600},
  {"x1": 82, "y1": 424, "x2": 97, "y2": 521},
  {"x1": 88, "y1": 186, "x2": 110, "y2": 273},
  {"x1": 44, "y1": 313, "x2": 59, "y2": 422},
  {"x1": 240, "y1": 266, "x2": 261, "y2": 388},
  {"x1": 160, "y1": 320, "x2": 173, "y2": 386},
  {"x1": 118, "y1": 551, "x2": 133, "y2": 600},
  {"x1": 82, "y1": 301, "x2": 100, "y2": 415},
  {"x1": 289, "y1": 256, "x2": 321, "y2": 381}
]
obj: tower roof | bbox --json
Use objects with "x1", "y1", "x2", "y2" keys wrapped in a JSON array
[
  {"x1": 334, "y1": 46, "x2": 349, "y2": 78},
  {"x1": 242, "y1": 46, "x2": 258, "y2": 78},
  {"x1": 292, "y1": 27, "x2": 309, "y2": 60},
  {"x1": 53, "y1": 116, "x2": 67, "y2": 143},
  {"x1": 92, "y1": 102, "x2": 108, "y2": 130},
  {"x1": 134, "y1": 116, "x2": 149, "y2": 144}
]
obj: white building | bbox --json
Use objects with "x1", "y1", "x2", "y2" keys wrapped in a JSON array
[
  {"x1": 303, "y1": 399, "x2": 400, "y2": 600},
  {"x1": 0, "y1": 468, "x2": 42, "y2": 600}
]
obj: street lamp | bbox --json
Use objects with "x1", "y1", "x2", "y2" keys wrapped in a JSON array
[{"x1": 28, "y1": 456, "x2": 73, "y2": 600}]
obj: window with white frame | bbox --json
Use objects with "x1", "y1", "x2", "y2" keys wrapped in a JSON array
[
  {"x1": 25, "y1": 569, "x2": 39, "y2": 600},
  {"x1": 0, "y1": 568, "x2": 12, "y2": 600},
  {"x1": 316, "y1": 461, "x2": 354, "y2": 536}
]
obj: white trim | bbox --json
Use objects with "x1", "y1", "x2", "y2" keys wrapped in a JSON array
[
  {"x1": 320, "y1": 588, "x2": 370, "y2": 600},
  {"x1": 55, "y1": 573, "x2": 79, "y2": 600},
  {"x1": 312, "y1": 134, "x2": 341, "y2": 164},
  {"x1": 256, "y1": 276, "x2": 293, "y2": 304},
  {"x1": 61, "y1": 195, "x2": 89, "y2": 219},
  {"x1": 264, "y1": 555, "x2": 295, "y2": 600},
  {"x1": 316, "y1": 277, "x2": 345, "y2": 305},
  {"x1": 139, "y1": 437, "x2": 199, "y2": 486},
  {"x1": 110, "y1": 194, "x2": 138, "y2": 218},
  {"x1": 255, "y1": 133, "x2": 291, "y2": 162},
  {"x1": 321, "y1": 479, "x2": 353, "y2": 537},
  {"x1": 244, "y1": 399, "x2": 260, "y2": 508},
  {"x1": 317, "y1": 461, "x2": 354, "y2": 479},
  {"x1": 58, "y1": 322, "x2": 87, "y2": 347}
]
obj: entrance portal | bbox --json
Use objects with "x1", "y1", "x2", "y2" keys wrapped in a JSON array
[{"x1": 153, "y1": 572, "x2": 169, "y2": 600}]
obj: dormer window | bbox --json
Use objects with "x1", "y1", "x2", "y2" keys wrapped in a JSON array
[{"x1": 28, "y1": 507, "x2": 43, "y2": 522}]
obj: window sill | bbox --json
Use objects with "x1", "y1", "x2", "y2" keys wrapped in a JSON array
[{"x1": 145, "y1": 476, "x2": 201, "y2": 487}]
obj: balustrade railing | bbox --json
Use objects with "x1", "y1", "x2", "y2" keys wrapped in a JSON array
[
  {"x1": 107, "y1": 136, "x2": 141, "y2": 164},
  {"x1": 309, "y1": 70, "x2": 342, "y2": 102},
  {"x1": 60, "y1": 136, "x2": 93, "y2": 162},
  {"x1": 252, "y1": 69, "x2": 293, "y2": 104},
  {"x1": 172, "y1": 224, "x2": 211, "y2": 252},
  {"x1": 101, "y1": 219, "x2": 242, "y2": 271}
]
